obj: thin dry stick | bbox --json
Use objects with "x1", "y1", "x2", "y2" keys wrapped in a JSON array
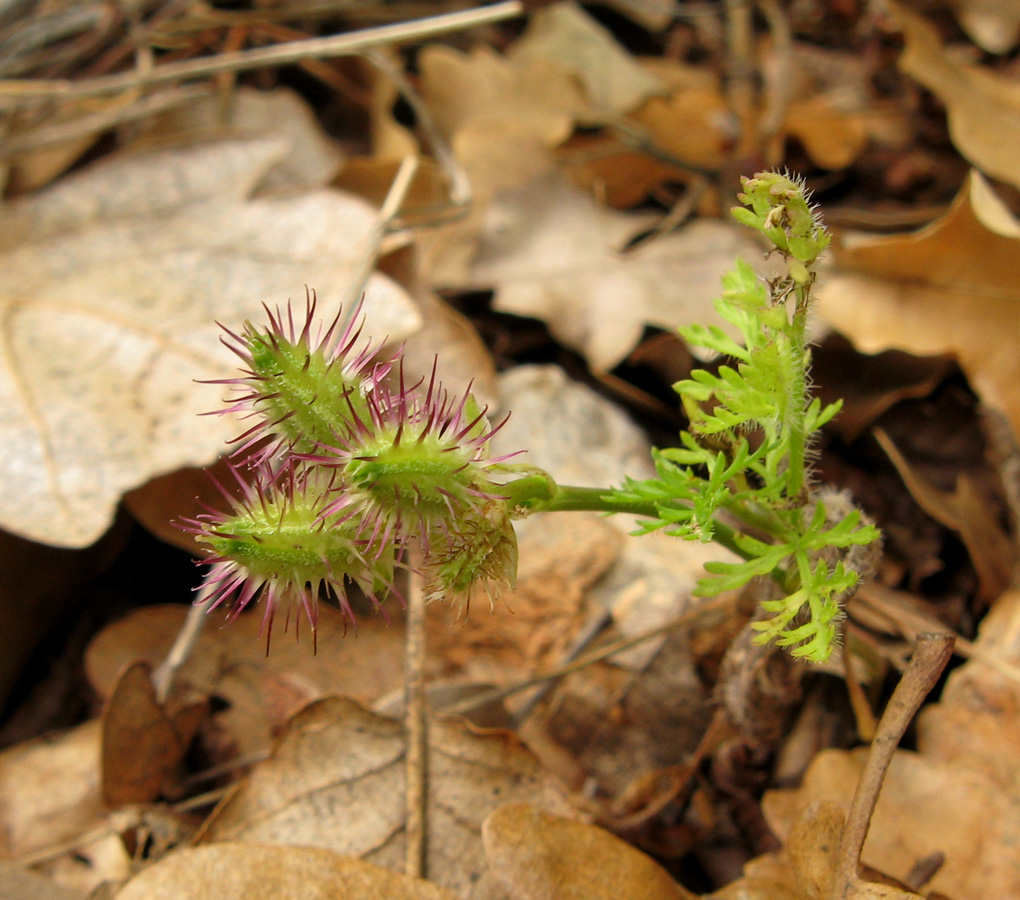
[
  {"x1": 724, "y1": 0, "x2": 757, "y2": 158},
  {"x1": 754, "y1": 0, "x2": 795, "y2": 155},
  {"x1": 342, "y1": 153, "x2": 419, "y2": 311},
  {"x1": 0, "y1": 1, "x2": 524, "y2": 106},
  {"x1": 152, "y1": 580, "x2": 216, "y2": 704},
  {"x1": 404, "y1": 546, "x2": 429, "y2": 879},
  {"x1": 363, "y1": 48, "x2": 472, "y2": 218},
  {"x1": 833, "y1": 632, "x2": 954, "y2": 899}
]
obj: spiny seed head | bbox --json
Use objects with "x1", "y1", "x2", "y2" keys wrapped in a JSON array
[
  {"x1": 314, "y1": 360, "x2": 518, "y2": 537},
  {"x1": 182, "y1": 462, "x2": 397, "y2": 651},
  {"x1": 187, "y1": 298, "x2": 527, "y2": 649},
  {"x1": 209, "y1": 290, "x2": 395, "y2": 464},
  {"x1": 424, "y1": 500, "x2": 519, "y2": 613}
]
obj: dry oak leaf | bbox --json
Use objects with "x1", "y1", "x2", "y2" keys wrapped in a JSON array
[
  {"x1": 469, "y1": 174, "x2": 763, "y2": 371},
  {"x1": 483, "y1": 804, "x2": 697, "y2": 900},
  {"x1": 416, "y1": 42, "x2": 587, "y2": 284},
  {"x1": 817, "y1": 170, "x2": 1020, "y2": 438},
  {"x1": 886, "y1": 0, "x2": 1020, "y2": 190},
  {"x1": 198, "y1": 696, "x2": 574, "y2": 900},
  {"x1": 763, "y1": 747, "x2": 1014, "y2": 900},
  {"x1": 114, "y1": 843, "x2": 458, "y2": 900},
  {"x1": 508, "y1": 1, "x2": 663, "y2": 114},
  {"x1": 0, "y1": 137, "x2": 419, "y2": 547},
  {"x1": 419, "y1": 43, "x2": 586, "y2": 195}
]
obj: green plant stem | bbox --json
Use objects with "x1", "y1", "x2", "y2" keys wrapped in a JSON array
[
  {"x1": 784, "y1": 282, "x2": 812, "y2": 501},
  {"x1": 501, "y1": 478, "x2": 750, "y2": 565}
]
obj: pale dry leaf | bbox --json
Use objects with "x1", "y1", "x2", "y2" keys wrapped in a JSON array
[
  {"x1": 0, "y1": 719, "x2": 103, "y2": 859},
  {"x1": 131, "y1": 86, "x2": 346, "y2": 191},
  {"x1": 509, "y1": 1, "x2": 664, "y2": 114},
  {"x1": 113, "y1": 843, "x2": 459, "y2": 900},
  {"x1": 948, "y1": 0, "x2": 1020, "y2": 53},
  {"x1": 416, "y1": 43, "x2": 588, "y2": 284},
  {"x1": 0, "y1": 863, "x2": 87, "y2": 900},
  {"x1": 419, "y1": 45, "x2": 585, "y2": 161},
  {"x1": 491, "y1": 364, "x2": 656, "y2": 488},
  {"x1": 469, "y1": 174, "x2": 763, "y2": 371},
  {"x1": 817, "y1": 169, "x2": 1020, "y2": 437},
  {"x1": 886, "y1": 0, "x2": 1020, "y2": 189},
  {"x1": 0, "y1": 137, "x2": 420, "y2": 547},
  {"x1": 483, "y1": 804, "x2": 697, "y2": 900},
  {"x1": 198, "y1": 696, "x2": 574, "y2": 900}
]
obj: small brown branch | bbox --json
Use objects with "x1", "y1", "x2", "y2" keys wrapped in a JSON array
[
  {"x1": 833, "y1": 632, "x2": 954, "y2": 899},
  {"x1": 343, "y1": 153, "x2": 419, "y2": 310},
  {"x1": 404, "y1": 546, "x2": 429, "y2": 880}
]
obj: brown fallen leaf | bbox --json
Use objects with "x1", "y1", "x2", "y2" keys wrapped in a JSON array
[
  {"x1": 0, "y1": 136, "x2": 419, "y2": 547},
  {"x1": 0, "y1": 719, "x2": 104, "y2": 859},
  {"x1": 113, "y1": 843, "x2": 458, "y2": 900},
  {"x1": 468, "y1": 173, "x2": 764, "y2": 372},
  {"x1": 763, "y1": 747, "x2": 1005, "y2": 900},
  {"x1": 628, "y1": 85, "x2": 735, "y2": 173},
  {"x1": 101, "y1": 661, "x2": 207, "y2": 808},
  {"x1": 917, "y1": 585, "x2": 1020, "y2": 799},
  {"x1": 817, "y1": 170, "x2": 1020, "y2": 438},
  {"x1": 197, "y1": 696, "x2": 574, "y2": 900},
  {"x1": 415, "y1": 42, "x2": 587, "y2": 284},
  {"x1": 709, "y1": 800, "x2": 922, "y2": 900},
  {"x1": 418, "y1": 42, "x2": 585, "y2": 203},
  {"x1": 874, "y1": 427, "x2": 1015, "y2": 603},
  {"x1": 508, "y1": 2, "x2": 663, "y2": 114},
  {"x1": 783, "y1": 95, "x2": 870, "y2": 171},
  {"x1": 483, "y1": 804, "x2": 697, "y2": 900},
  {"x1": 885, "y1": 0, "x2": 1020, "y2": 190},
  {"x1": 86, "y1": 604, "x2": 406, "y2": 762}
]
